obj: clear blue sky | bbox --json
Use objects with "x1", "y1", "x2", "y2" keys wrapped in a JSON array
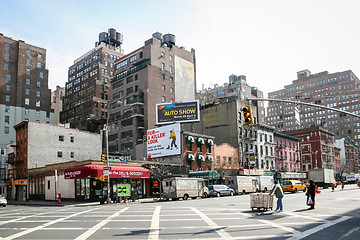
[{"x1": 1, "y1": 0, "x2": 360, "y2": 97}]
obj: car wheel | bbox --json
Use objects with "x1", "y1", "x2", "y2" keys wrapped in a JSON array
[
  {"x1": 216, "y1": 192, "x2": 221, "y2": 197},
  {"x1": 203, "y1": 192, "x2": 208, "y2": 198},
  {"x1": 294, "y1": 188, "x2": 298, "y2": 193},
  {"x1": 242, "y1": 190, "x2": 246, "y2": 195},
  {"x1": 264, "y1": 187, "x2": 268, "y2": 192},
  {"x1": 230, "y1": 191, "x2": 234, "y2": 196},
  {"x1": 183, "y1": 194, "x2": 189, "y2": 200}
]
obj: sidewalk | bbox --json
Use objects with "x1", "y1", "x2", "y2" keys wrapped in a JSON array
[{"x1": 7, "y1": 197, "x2": 158, "y2": 207}]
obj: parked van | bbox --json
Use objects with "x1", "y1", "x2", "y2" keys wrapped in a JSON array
[
  {"x1": 257, "y1": 176, "x2": 274, "y2": 192},
  {"x1": 225, "y1": 176, "x2": 258, "y2": 195},
  {"x1": 162, "y1": 177, "x2": 209, "y2": 200}
]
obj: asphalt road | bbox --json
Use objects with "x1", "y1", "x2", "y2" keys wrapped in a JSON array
[{"x1": 0, "y1": 184, "x2": 359, "y2": 240}]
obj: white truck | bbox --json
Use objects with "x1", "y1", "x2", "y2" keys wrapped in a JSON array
[
  {"x1": 162, "y1": 177, "x2": 209, "y2": 200},
  {"x1": 308, "y1": 169, "x2": 336, "y2": 188},
  {"x1": 257, "y1": 176, "x2": 274, "y2": 192},
  {"x1": 225, "y1": 176, "x2": 259, "y2": 195}
]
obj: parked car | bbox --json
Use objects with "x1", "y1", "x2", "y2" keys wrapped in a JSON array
[
  {"x1": 280, "y1": 180, "x2": 306, "y2": 193},
  {"x1": 208, "y1": 185, "x2": 235, "y2": 197},
  {"x1": 0, "y1": 195, "x2": 7, "y2": 207}
]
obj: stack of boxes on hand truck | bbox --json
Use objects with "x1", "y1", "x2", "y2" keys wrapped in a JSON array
[{"x1": 250, "y1": 193, "x2": 274, "y2": 211}]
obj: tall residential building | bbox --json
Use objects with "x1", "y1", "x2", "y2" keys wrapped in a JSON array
[
  {"x1": 0, "y1": 33, "x2": 53, "y2": 195},
  {"x1": 109, "y1": 32, "x2": 196, "y2": 159},
  {"x1": 267, "y1": 69, "x2": 360, "y2": 146},
  {"x1": 51, "y1": 85, "x2": 64, "y2": 124},
  {"x1": 199, "y1": 74, "x2": 266, "y2": 124},
  {"x1": 60, "y1": 28, "x2": 125, "y2": 132}
]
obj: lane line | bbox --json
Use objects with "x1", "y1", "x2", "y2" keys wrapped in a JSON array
[
  {"x1": 286, "y1": 216, "x2": 352, "y2": 240},
  {"x1": 191, "y1": 207, "x2": 233, "y2": 240},
  {"x1": 5, "y1": 208, "x2": 96, "y2": 240},
  {"x1": 148, "y1": 206, "x2": 161, "y2": 240},
  {"x1": 343, "y1": 226, "x2": 360, "y2": 237},
  {"x1": 74, "y1": 207, "x2": 129, "y2": 240}
]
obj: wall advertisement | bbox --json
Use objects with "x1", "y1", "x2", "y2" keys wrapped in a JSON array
[
  {"x1": 156, "y1": 101, "x2": 200, "y2": 125},
  {"x1": 147, "y1": 123, "x2": 181, "y2": 158}
]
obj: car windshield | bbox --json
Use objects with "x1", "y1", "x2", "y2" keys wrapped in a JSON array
[{"x1": 281, "y1": 181, "x2": 291, "y2": 185}]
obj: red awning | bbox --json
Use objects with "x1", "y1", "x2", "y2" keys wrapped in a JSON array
[{"x1": 64, "y1": 165, "x2": 150, "y2": 179}]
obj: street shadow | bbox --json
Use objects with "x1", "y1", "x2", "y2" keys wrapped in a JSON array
[
  {"x1": 294, "y1": 208, "x2": 315, "y2": 212},
  {"x1": 113, "y1": 229, "x2": 150, "y2": 237}
]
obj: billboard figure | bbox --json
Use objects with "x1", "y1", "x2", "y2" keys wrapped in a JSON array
[{"x1": 167, "y1": 130, "x2": 178, "y2": 150}]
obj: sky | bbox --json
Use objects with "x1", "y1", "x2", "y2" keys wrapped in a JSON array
[{"x1": 1, "y1": 0, "x2": 360, "y2": 98}]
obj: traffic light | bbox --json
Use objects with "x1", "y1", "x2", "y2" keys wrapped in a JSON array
[
  {"x1": 99, "y1": 175, "x2": 108, "y2": 182},
  {"x1": 101, "y1": 154, "x2": 106, "y2": 162},
  {"x1": 242, "y1": 106, "x2": 254, "y2": 125}
]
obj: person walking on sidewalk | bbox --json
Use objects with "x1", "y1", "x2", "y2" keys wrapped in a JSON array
[
  {"x1": 270, "y1": 180, "x2": 284, "y2": 212},
  {"x1": 306, "y1": 180, "x2": 316, "y2": 209}
]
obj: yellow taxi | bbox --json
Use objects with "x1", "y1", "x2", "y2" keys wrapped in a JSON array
[
  {"x1": 280, "y1": 180, "x2": 306, "y2": 193},
  {"x1": 357, "y1": 180, "x2": 360, "y2": 187}
]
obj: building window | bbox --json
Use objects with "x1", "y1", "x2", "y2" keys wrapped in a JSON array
[
  {"x1": 6, "y1": 74, "x2": 11, "y2": 81},
  {"x1": 36, "y1": 91, "x2": 40, "y2": 97},
  {"x1": 25, "y1": 109, "x2": 29, "y2": 114},
  {"x1": 162, "y1": 85, "x2": 165, "y2": 91},
  {"x1": 170, "y1": 76, "x2": 173, "y2": 82},
  {"x1": 187, "y1": 142, "x2": 192, "y2": 151},
  {"x1": 162, "y1": 73, "x2": 165, "y2": 80},
  {"x1": 5, "y1": 53, "x2": 9, "y2": 60},
  {"x1": 5, "y1": 95, "x2": 10, "y2": 102},
  {"x1": 5, "y1": 106, "x2": 10, "y2": 112},
  {"x1": 170, "y1": 87, "x2": 174, "y2": 94},
  {"x1": 197, "y1": 144, "x2": 202, "y2": 153},
  {"x1": 162, "y1": 96, "x2": 166, "y2": 102},
  {"x1": 161, "y1": 63, "x2": 165, "y2": 71},
  {"x1": 59, "y1": 135, "x2": 64, "y2": 141},
  {"x1": 6, "y1": 84, "x2": 10, "y2": 91},
  {"x1": 5, "y1": 43, "x2": 10, "y2": 50},
  {"x1": 216, "y1": 156, "x2": 220, "y2": 164},
  {"x1": 26, "y1": 79, "x2": 30, "y2": 85},
  {"x1": 40, "y1": 72, "x2": 44, "y2": 78},
  {"x1": 25, "y1": 89, "x2": 30, "y2": 95},
  {"x1": 36, "y1": 111, "x2": 40, "y2": 117},
  {"x1": 57, "y1": 151, "x2": 63, "y2": 158},
  {"x1": 228, "y1": 157, "x2": 232, "y2": 165},
  {"x1": 207, "y1": 145, "x2": 211, "y2": 153},
  {"x1": 169, "y1": 55, "x2": 173, "y2": 61},
  {"x1": 26, "y1": 59, "x2": 31, "y2": 65},
  {"x1": 27, "y1": 49, "x2": 31, "y2": 56},
  {"x1": 223, "y1": 156, "x2": 226, "y2": 164},
  {"x1": 26, "y1": 69, "x2": 30, "y2": 75},
  {"x1": 70, "y1": 136, "x2": 74, "y2": 143},
  {"x1": 5, "y1": 116, "x2": 10, "y2": 124},
  {"x1": 4, "y1": 63, "x2": 8, "y2": 70},
  {"x1": 37, "y1": 81, "x2": 41, "y2": 87},
  {"x1": 36, "y1": 100, "x2": 40, "y2": 107},
  {"x1": 170, "y1": 66, "x2": 173, "y2": 73},
  {"x1": 70, "y1": 152, "x2": 74, "y2": 158},
  {"x1": 4, "y1": 126, "x2": 9, "y2": 134}
]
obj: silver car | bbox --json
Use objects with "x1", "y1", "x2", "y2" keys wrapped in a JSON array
[{"x1": 0, "y1": 195, "x2": 7, "y2": 207}]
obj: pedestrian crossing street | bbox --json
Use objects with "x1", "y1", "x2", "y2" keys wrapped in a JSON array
[{"x1": 0, "y1": 205, "x2": 352, "y2": 240}]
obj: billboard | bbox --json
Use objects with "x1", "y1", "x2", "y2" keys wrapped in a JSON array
[
  {"x1": 147, "y1": 123, "x2": 181, "y2": 159},
  {"x1": 156, "y1": 101, "x2": 200, "y2": 125},
  {"x1": 174, "y1": 56, "x2": 195, "y2": 102}
]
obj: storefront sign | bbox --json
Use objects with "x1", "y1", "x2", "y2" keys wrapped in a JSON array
[
  {"x1": 64, "y1": 165, "x2": 150, "y2": 179},
  {"x1": 14, "y1": 179, "x2": 27, "y2": 185},
  {"x1": 118, "y1": 184, "x2": 131, "y2": 197}
]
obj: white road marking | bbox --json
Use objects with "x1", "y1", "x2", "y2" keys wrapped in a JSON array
[
  {"x1": 74, "y1": 207, "x2": 128, "y2": 240},
  {"x1": 286, "y1": 216, "x2": 352, "y2": 240},
  {"x1": 5, "y1": 208, "x2": 96, "y2": 240},
  {"x1": 191, "y1": 207, "x2": 233, "y2": 240},
  {"x1": 343, "y1": 226, "x2": 360, "y2": 237},
  {"x1": 148, "y1": 206, "x2": 161, "y2": 240}
]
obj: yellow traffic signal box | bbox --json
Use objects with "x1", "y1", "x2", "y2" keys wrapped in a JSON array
[{"x1": 242, "y1": 106, "x2": 254, "y2": 125}]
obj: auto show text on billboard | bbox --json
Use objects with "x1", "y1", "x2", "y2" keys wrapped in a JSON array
[
  {"x1": 147, "y1": 123, "x2": 181, "y2": 158},
  {"x1": 156, "y1": 101, "x2": 200, "y2": 124}
]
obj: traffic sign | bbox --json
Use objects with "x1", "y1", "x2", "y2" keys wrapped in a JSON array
[{"x1": 103, "y1": 167, "x2": 111, "y2": 170}]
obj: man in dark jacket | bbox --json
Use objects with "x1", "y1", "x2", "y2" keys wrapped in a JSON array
[{"x1": 306, "y1": 180, "x2": 316, "y2": 209}]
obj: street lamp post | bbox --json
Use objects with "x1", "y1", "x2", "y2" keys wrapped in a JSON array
[{"x1": 104, "y1": 100, "x2": 121, "y2": 204}]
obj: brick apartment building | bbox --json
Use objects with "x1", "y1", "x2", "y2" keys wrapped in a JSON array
[
  {"x1": 267, "y1": 69, "x2": 360, "y2": 146},
  {"x1": 274, "y1": 132, "x2": 300, "y2": 172},
  {"x1": 109, "y1": 32, "x2": 196, "y2": 160},
  {"x1": 0, "y1": 33, "x2": 53, "y2": 195},
  {"x1": 60, "y1": 28, "x2": 125, "y2": 132}
]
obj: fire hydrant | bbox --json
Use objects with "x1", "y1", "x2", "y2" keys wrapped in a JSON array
[{"x1": 57, "y1": 193, "x2": 61, "y2": 204}]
